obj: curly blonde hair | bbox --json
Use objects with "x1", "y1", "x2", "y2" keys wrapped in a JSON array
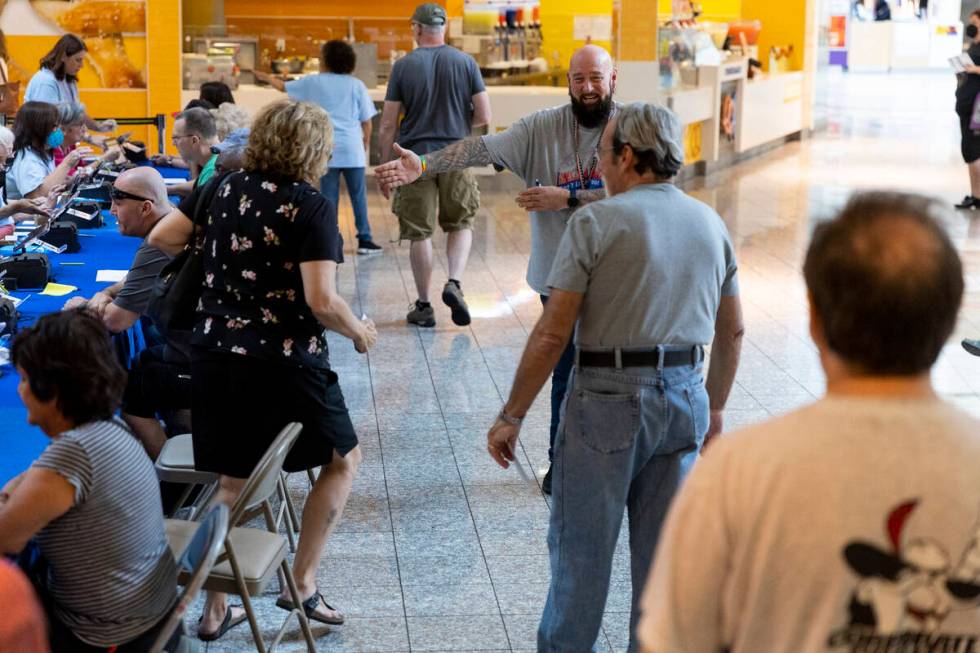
[
  {"x1": 211, "y1": 102, "x2": 251, "y2": 141},
  {"x1": 244, "y1": 100, "x2": 333, "y2": 184}
]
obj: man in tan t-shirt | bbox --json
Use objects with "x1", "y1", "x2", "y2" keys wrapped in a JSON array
[{"x1": 638, "y1": 192, "x2": 980, "y2": 653}]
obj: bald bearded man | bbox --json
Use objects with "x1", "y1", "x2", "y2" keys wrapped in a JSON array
[{"x1": 376, "y1": 44, "x2": 621, "y2": 494}]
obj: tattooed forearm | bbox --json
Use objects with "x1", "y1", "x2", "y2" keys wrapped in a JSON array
[
  {"x1": 424, "y1": 137, "x2": 494, "y2": 176},
  {"x1": 578, "y1": 189, "x2": 608, "y2": 205}
]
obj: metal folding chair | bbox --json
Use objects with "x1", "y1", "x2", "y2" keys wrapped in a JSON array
[
  {"x1": 149, "y1": 504, "x2": 230, "y2": 653},
  {"x1": 163, "y1": 422, "x2": 317, "y2": 653},
  {"x1": 155, "y1": 433, "x2": 219, "y2": 520}
]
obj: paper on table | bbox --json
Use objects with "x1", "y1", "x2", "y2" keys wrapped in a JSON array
[
  {"x1": 40, "y1": 282, "x2": 77, "y2": 296},
  {"x1": 96, "y1": 269, "x2": 128, "y2": 283}
]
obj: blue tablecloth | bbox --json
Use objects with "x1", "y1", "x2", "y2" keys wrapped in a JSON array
[{"x1": 0, "y1": 165, "x2": 188, "y2": 485}]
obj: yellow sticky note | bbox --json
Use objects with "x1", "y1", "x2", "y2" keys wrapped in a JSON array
[{"x1": 40, "y1": 283, "x2": 78, "y2": 297}]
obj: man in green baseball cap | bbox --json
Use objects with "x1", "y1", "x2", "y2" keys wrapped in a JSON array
[
  {"x1": 378, "y1": 1, "x2": 491, "y2": 330},
  {"x1": 411, "y1": 3, "x2": 447, "y2": 26}
]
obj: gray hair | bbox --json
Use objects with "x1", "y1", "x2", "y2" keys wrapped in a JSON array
[
  {"x1": 0, "y1": 125, "x2": 13, "y2": 152},
  {"x1": 612, "y1": 102, "x2": 684, "y2": 179},
  {"x1": 176, "y1": 106, "x2": 217, "y2": 140},
  {"x1": 211, "y1": 102, "x2": 251, "y2": 141},
  {"x1": 57, "y1": 101, "x2": 87, "y2": 127}
]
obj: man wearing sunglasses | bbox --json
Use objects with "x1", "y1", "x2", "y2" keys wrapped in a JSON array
[{"x1": 62, "y1": 167, "x2": 181, "y2": 457}]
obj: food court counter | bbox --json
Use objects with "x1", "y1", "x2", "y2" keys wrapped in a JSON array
[{"x1": 183, "y1": 83, "x2": 569, "y2": 137}]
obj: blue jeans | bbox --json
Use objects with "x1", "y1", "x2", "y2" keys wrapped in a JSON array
[
  {"x1": 540, "y1": 294, "x2": 576, "y2": 461},
  {"x1": 538, "y1": 357, "x2": 708, "y2": 652},
  {"x1": 320, "y1": 167, "x2": 372, "y2": 241}
]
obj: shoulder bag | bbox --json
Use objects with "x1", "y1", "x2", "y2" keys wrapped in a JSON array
[{"x1": 147, "y1": 171, "x2": 234, "y2": 335}]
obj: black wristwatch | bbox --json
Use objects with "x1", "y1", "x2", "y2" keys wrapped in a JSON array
[{"x1": 567, "y1": 187, "x2": 580, "y2": 209}]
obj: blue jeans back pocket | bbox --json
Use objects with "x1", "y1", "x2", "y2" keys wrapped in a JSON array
[{"x1": 572, "y1": 387, "x2": 640, "y2": 454}]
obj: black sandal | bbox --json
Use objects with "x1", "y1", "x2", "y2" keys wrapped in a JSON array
[
  {"x1": 276, "y1": 590, "x2": 345, "y2": 625},
  {"x1": 198, "y1": 605, "x2": 247, "y2": 641}
]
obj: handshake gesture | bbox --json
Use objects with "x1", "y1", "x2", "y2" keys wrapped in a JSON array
[{"x1": 375, "y1": 144, "x2": 423, "y2": 199}]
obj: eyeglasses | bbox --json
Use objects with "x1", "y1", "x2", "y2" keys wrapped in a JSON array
[
  {"x1": 110, "y1": 187, "x2": 153, "y2": 203},
  {"x1": 171, "y1": 133, "x2": 193, "y2": 144}
]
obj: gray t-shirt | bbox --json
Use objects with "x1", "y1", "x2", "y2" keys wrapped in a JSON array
[
  {"x1": 482, "y1": 103, "x2": 610, "y2": 294},
  {"x1": 639, "y1": 396, "x2": 980, "y2": 653},
  {"x1": 34, "y1": 419, "x2": 177, "y2": 646},
  {"x1": 385, "y1": 45, "x2": 486, "y2": 155},
  {"x1": 113, "y1": 241, "x2": 170, "y2": 315},
  {"x1": 547, "y1": 183, "x2": 738, "y2": 348}
]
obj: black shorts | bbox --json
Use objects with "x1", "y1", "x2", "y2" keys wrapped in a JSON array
[
  {"x1": 190, "y1": 347, "x2": 358, "y2": 478},
  {"x1": 958, "y1": 104, "x2": 980, "y2": 164},
  {"x1": 121, "y1": 345, "x2": 192, "y2": 419}
]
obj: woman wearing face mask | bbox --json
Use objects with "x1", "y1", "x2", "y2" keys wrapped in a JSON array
[
  {"x1": 6, "y1": 102, "x2": 92, "y2": 201},
  {"x1": 955, "y1": 9, "x2": 980, "y2": 209},
  {"x1": 0, "y1": 126, "x2": 50, "y2": 238},
  {"x1": 24, "y1": 35, "x2": 116, "y2": 134}
]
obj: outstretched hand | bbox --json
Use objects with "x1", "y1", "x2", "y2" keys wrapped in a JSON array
[{"x1": 375, "y1": 144, "x2": 422, "y2": 199}]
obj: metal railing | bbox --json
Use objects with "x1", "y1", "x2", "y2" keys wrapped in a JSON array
[{"x1": 1, "y1": 113, "x2": 168, "y2": 154}]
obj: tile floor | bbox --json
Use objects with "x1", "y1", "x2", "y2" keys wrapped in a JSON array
[{"x1": 200, "y1": 70, "x2": 980, "y2": 651}]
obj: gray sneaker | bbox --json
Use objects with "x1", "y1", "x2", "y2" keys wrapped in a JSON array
[
  {"x1": 407, "y1": 301, "x2": 435, "y2": 327},
  {"x1": 441, "y1": 281, "x2": 471, "y2": 326}
]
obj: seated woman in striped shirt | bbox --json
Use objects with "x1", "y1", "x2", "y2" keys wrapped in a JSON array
[{"x1": 0, "y1": 310, "x2": 182, "y2": 653}]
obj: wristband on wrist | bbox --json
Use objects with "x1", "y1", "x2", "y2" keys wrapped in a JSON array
[
  {"x1": 497, "y1": 409, "x2": 522, "y2": 426},
  {"x1": 420, "y1": 155, "x2": 427, "y2": 174}
]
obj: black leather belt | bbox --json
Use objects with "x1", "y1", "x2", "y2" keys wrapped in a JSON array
[{"x1": 578, "y1": 346, "x2": 704, "y2": 369}]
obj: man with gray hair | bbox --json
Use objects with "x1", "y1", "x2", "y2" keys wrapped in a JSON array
[{"x1": 484, "y1": 102, "x2": 744, "y2": 650}]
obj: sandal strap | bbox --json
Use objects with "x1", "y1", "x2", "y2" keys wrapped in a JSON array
[{"x1": 301, "y1": 591, "x2": 337, "y2": 614}]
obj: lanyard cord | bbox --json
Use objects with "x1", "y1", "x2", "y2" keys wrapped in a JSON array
[{"x1": 571, "y1": 104, "x2": 616, "y2": 190}]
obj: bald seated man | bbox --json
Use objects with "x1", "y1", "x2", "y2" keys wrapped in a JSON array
[
  {"x1": 376, "y1": 44, "x2": 621, "y2": 494},
  {"x1": 63, "y1": 167, "x2": 173, "y2": 333}
]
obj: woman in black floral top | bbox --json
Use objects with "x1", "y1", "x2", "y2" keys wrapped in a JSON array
[{"x1": 149, "y1": 100, "x2": 377, "y2": 638}]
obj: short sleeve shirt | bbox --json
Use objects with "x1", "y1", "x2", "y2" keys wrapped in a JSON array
[
  {"x1": 33, "y1": 420, "x2": 177, "y2": 647},
  {"x1": 482, "y1": 104, "x2": 612, "y2": 294},
  {"x1": 183, "y1": 171, "x2": 344, "y2": 369},
  {"x1": 112, "y1": 241, "x2": 171, "y2": 315},
  {"x1": 195, "y1": 154, "x2": 218, "y2": 188},
  {"x1": 286, "y1": 73, "x2": 377, "y2": 168},
  {"x1": 547, "y1": 183, "x2": 739, "y2": 347},
  {"x1": 24, "y1": 67, "x2": 79, "y2": 105},
  {"x1": 638, "y1": 396, "x2": 980, "y2": 653},
  {"x1": 385, "y1": 45, "x2": 486, "y2": 155},
  {"x1": 7, "y1": 149, "x2": 54, "y2": 200}
]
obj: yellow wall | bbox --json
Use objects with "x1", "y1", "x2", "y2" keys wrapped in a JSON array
[
  {"x1": 741, "y1": 0, "x2": 809, "y2": 71},
  {"x1": 540, "y1": 0, "x2": 613, "y2": 69},
  {"x1": 5, "y1": 1, "x2": 180, "y2": 152},
  {"x1": 658, "y1": 0, "x2": 742, "y2": 23},
  {"x1": 146, "y1": 0, "x2": 183, "y2": 153}
]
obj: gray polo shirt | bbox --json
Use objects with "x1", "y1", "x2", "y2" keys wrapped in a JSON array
[{"x1": 547, "y1": 183, "x2": 739, "y2": 348}]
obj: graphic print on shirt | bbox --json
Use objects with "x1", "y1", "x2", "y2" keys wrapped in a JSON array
[
  {"x1": 827, "y1": 500, "x2": 980, "y2": 651},
  {"x1": 554, "y1": 150, "x2": 605, "y2": 192}
]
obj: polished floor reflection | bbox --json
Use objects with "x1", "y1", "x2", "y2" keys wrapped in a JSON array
[{"x1": 202, "y1": 70, "x2": 980, "y2": 652}]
